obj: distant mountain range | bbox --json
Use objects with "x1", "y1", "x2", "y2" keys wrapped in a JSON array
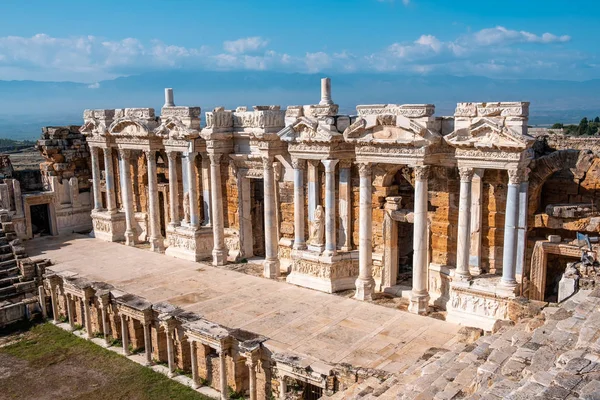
[{"x1": 1, "y1": 71, "x2": 600, "y2": 140}]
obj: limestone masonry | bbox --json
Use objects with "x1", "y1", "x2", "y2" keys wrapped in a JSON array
[{"x1": 2, "y1": 78, "x2": 600, "y2": 399}]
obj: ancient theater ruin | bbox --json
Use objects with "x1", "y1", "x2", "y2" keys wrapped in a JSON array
[{"x1": 2, "y1": 78, "x2": 600, "y2": 399}]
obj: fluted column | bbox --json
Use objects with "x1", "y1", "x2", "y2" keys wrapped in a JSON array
[
  {"x1": 322, "y1": 159, "x2": 338, "y2": 256},
  {"x1": 167, "y1": 151, "x2": 180, "y2": 227},
  {"x1": 219, "y1": 349, "x2": 228, "y2": 400},
  {"x1": 90, "y1": 147, "x2": 103, "y2": 211},
  {"x1": 103, "y1": 148, "x2": 117, "y2": 213},
  {"x1": 201, "y1": 154, "x2": 212, "y2": 226},
  {"x1": 338, "y1": 160, "x2": 352, "y2": 251},
  {"x1": 354, "y1": 163, "x2": 375, "y2": 301},
  {"x1": 210, "y1": 154, "x2": 226, "y2": 266},
  {"x1": 246, "y1": 357, "x2": 257, "y2": 400},
  {"x1": 145, "y1": 150, "x2": 163, "y2": 252},
  {"x1": 409, "y1": 166, "x2": 430, "y2": 315},
  {"x1": 455, "y1": 167, "x2": 474, "y2": 281},
  {"x1": 263, "y1": 156, "x2": 280, "y2": 278},
  {"x1": 143, "y1": 322, "x2": 152, "y2": 366},
  {"x1": 190, "y1": 340, "x2": 200, "y2": 389},
  {"x1": 119, "y1": 149, "x2": 136, "y2": 246},
  {"x1": 500, "y1": 168, "x2": 523, "y2": 291},
  {"x1": 120, "y1": 314, "x2": 130, "y2": 355},
  {"x1": 292, "y1": 159, "x2": 307, "y2": 250}
]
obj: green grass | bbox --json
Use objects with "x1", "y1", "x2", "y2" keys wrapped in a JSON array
[{"x1": 0, "y1": 323, "x2": 212, "y2": 400}]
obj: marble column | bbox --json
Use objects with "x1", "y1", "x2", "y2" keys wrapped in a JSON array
[
  {"x1": 246, "y1": 358, "x2": 257, "y2": 400},
  {"x1": 186, "y1": 152, "x2": 200, "y2": 228},
  {"x1": 307, "y1": 160, "x2": 320, "y2": 223},
  {"x1": 90, "y1": 147, "x2": 103, "y2": 211},
  {"x1": 49, "y1": 283, "x2": 59, "y2": 323},
  {"x1": 167, "y1": 151, "x2": 180, "y2": 227},
  {"x1": 83, "y1": 295, "x2": 93, "y2": 339},
  {"x1": 165, "y1": 325, "x2": 175, "y2": 377},
  {"x1": 292, "y1": 159, "x2": 307, "y2": 250},
  {"x1": 263, "y1": 156, "x2": 280, "y2": 278},
  {"x1": 119, "y1": 149, "x2": 136, "y2": 246},
  {"x1": 38, "y1": 286, "x2": 47, "y2": 319},
  {"x1": 145, "y1": 150, "x2": 163, "y2": 252},
  {"x1": 500, "y1": 169, "x2": 523, "y2": 290},
  {"x1": 103, "y1": 148, "x2": 117, "y2": 213},
  {"x1": 143, "y1": 322, "x2": 152, "y2": 365},
  {"x1": 515, "y1": 170, "x2": 530, "y2": 279},
  {"x1": 219, "y1": 349, "x2": 228, "y2": 400},
  {"x1": 209, "y1": 154, "x2": 226, "y2": 266},
  {"x1": 190, "y1": 340, "x2": 200, "y2": 389},
  {"x1": 66, "y1": 294, "x2": 75, "y2": 329},
  {"x1": 354, "y1": 163, "x2": 375, "y2": 301},
  {"x1": 455, "y1": 167, "x2": 474, "y2": 281},
  {"x1": 279, "y1": 376, "x2": 287, "y2": 400},
  {"x1": 100, "y1": 303, "x2": 109, "y2": 346},
  {"x1": 322, "y1": 159, "x2": 338, "y2": 256},
  {"x1": 409, "y1": 166, "x2": 430, "y2": 315},
  {"x1": 120, "y1": 314, "x2": 130, "y2": 356},
  {"x1": 338, "y1": 160, "x2": 352, "y2": 251},
  {"x1": 201, "y1": 154, "x2": 212, "y2": 227},
  {"x1": 469, "y1": 169, "x2": 484, "y2": 275}
]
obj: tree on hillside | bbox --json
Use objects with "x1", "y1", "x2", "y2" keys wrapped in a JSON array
[
  {"x1": 577, "y1": 117, "x2": 589, "y2": 136},
  {"x1": 551, "y1": 123, "x2": 564, "y2": 129},
  {"x1": 595, "y1": 117, "x2": 600, "y2": 123}
]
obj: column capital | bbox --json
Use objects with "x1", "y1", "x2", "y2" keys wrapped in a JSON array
[
  {"x1": 339, "y1": 159, "x2": 353, "y2": 169},
  {"x1": 307, "y1": 159, "x2": 320, "y2": 168},
  {"x1": 144, "y1": 149, "x2": 156, "y2": 160},
  {"x1": 291, "y1": 158, "x2": 306, "y2": 170},
  {"x1": 321, "y1": 159, "x2": 339, "y2": 172},
  {"x1": 414, "y1": 165, "x2": 430, "y2": 181},
  {"x1": 166, "y1": 150, "x2": 178, "y2": 161},
  {"x1": 507, "y1": 168, "x2": 527, "y2": 185},
  {"x1": 357, "y1": 162, "x2": 371, "y2": 178},
  {"x1": 245, "y1": 356, "x2": 258, "y2": 368},
  {"x1": 458, "y1": 167, "x2": 475, "y2": 182},
  {"x1": 209, "y1": 153, "x2": 222, "y2": 165},
  {"x1": 118, "y1": 148, "x2": 131, "y2": 159},
  {"x1": 262, "y1": 156, "x2": 274, "y2": 170}
]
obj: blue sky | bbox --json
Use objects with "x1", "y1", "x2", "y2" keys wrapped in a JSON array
[{"x1": 0, "y1": 0, "x2": 597, "y2": 82}]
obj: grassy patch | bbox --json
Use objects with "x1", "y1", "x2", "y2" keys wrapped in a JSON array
[{"x1": 0, "y1": 323, "x2": 212, "y2": 400}]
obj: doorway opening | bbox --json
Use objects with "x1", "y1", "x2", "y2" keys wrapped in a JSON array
[
  {"x1": 158, "y1": 191, "x2": 166, "y2": 237},
  {"x1": 397, "y1": 221, "x2": 414, "y2": 287},
  {"x1": 250, "y1": 179, "x2": 265, "y2": 258},
  {"x1": 30, "y1": 203, "x2": 51, "y2": 237}
]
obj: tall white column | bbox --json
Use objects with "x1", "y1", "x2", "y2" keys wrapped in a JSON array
[
  {"x1": 103, "y1": 148, "x2": 117, "y2": 213},
  {"x1": 354, "y1": 163, "x2": 375, "y2": 301},
  {"x1": 201, "y1": 154, "x2": 212, "y2": 226},
  {"x1": 279, "y1": 376, "x2": 287, "y2": 400},
  {"x1": 338, "y1": 160, "x2": 352, "y2": 251},
  {"x1": 322, "y1": 159, "x2": 338, "y2": 256},
  {"x1": 49, "y1": 282, "x2": 59, "y2": 324},
  {"x1": 165, "y1": 325, "x2": 175, "y2": 377},
  {"x1": 167, "y1": 151, "x2": 180, "y2": 227},
  {"x1": 263, "y1": 156, "x2": 280, "y2": 278},
  {"x1": 319, "y1": 77, "x2": 333, "y2": 105},
  {"x1": 189, "y1": 340, "x2": 200, "y2": 389},
  {"x1": 83, "y1": 295, "x2": 93, "y2": 339},
  {"x1": 500, "y1": 168, "x2": 523, "y2": 291},
  {"x1": 186, "y1": 152, "x2": 200, "y2": 228},
  {"x1": 469, "y1": 169, "x2": 484, "y2": 275},
  {"x1": 145, "y1": 150, "x2": 163, "y2": 252},
  {"x1": 119, "y1": 149, "x2": 136, "y2": 246},
  {"x1": 455, "y1": 167, "x2": 474, "y2": 281},
  {"x1": 307, "y1": 160, "x2": 320, "y2": 223},
  {"x1": 90, "y1": 147, "x2": 103, "y2": 211},
  {"x1": 143, "y1": 322, "x2": 152, "y2": 366},
  {"x1": 292, "y1": 159, "x2": 307, "y2": 250},
  {"x1": 210, "y1": 154, "x2": 227, "y2": 266},
  {"x1": 409, "y1": 166, "x2": 430, "y2": 315},
  {"x1": 515, "y1": 171, "x2": 530, "y2": 280},
  {"x1": 120, "y1": 314, "x2": 130, "y2": 355},
  {"x1": 219, "y1": 349, "x2": 228, "y2": 400},
  {"x1": 246, "y1": 357, "x2": 257, "y2": 400},
  {"x1": 100, "y1": 301, "x2": 109, "y2": 346}
]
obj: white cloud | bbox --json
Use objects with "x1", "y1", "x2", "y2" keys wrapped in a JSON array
[
  {"x1": 470, "y1": 26, "x2": 570, "y2": 46},
  {"x1": 87, "y1": 82, "x2": 100, "y2": 89},
  {"x1": 223, "y1": 37, "x2": 268, "y2": 54}
]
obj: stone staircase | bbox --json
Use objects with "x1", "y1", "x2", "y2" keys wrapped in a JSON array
[{"x1": 324, "y1": 289, "x2": 600, "y2": 399}]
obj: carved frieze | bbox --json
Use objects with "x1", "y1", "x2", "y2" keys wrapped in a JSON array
[{"x1": 449, "y1": 290, "x2": 509, "y2": 320}]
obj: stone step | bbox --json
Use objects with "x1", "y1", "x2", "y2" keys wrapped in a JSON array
[
  {"x1": 0, "y1": 285, "x2": 17, "y2": 300},
  {"x1": 0, "y1": 259, "x2": 17, "y2": 270},
  {"x1": 0, "y1": 244, "x2": 12, "y2": 255},
  {"x1": 0, "y1": 266, "x2": 18, "y2": 279},
  {"x1": 0, "y1": 252, "x2": 14, "y2": 262},
  {"x1": 0, "y1": 276, "x2": 20, "y2": 288}
]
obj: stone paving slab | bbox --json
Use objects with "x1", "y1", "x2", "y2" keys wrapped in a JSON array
[{"x1": 26, "y1": 234, "x2": 460, "y2": 373}]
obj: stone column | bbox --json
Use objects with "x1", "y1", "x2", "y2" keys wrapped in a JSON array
[
  {"x1": 500, "y1": 169, "x2": 523, "y2": 291},
  {"x1": 246, "y1": 357, "x2": 257, "y2": 400},
  {"x1": 307, "y1": 160, "x2": 320, "y2": 223},
  {"x1": 292, "y1": 159, "x2": 307, "y2": 250},
  {"x1": 263, "y1": 156, "x2": 280, "y2": 278},
  {"x1": 469, "y1": 169, "x2": 484, "y2": 275},
  {"x1": 103, "y1": 148, "x2": 117, "y2": 213},
  {"x1": 66, "y1": 294, "x2": 75, "y2": 329},
  {"x1": 189, "y1": 340, "x2": 200, "y2": 389},
  {"x1": 145, "y1": 150, "x2": 163, "y2": 252},
  {"x1": 142, "y1": 322, "x2": 152, "y2": 365},
  {"x1": 279, "y1": 376, "x2": 287, "y2": 400},
  {"x1": 100, "y1": 303, "x2": 109, "y2": 346},
  {"x1": 209, "y1": 154, "x2": 227, "y2": 266},
  {"x1": 516, "y1": 170, "x2": 530, "y2": 280},
  {"x1": 119, "y1": 149, "x2": 136, "y2": 246},
  {"x1": 201, "y1": 154, "x2": 212, "y2": 226},
  {"x1": 319, "y1": 77, "x2": 333, "y2": 105},
  {"x1": 338, "y1": 160, "x2": 352, "y2": 251},
  {"x1": 49, "y1": 282, "x2": 59, "y2": 323},
  {"x1": 322, "y1": 159, "x2": 338, "y2": 256},
  {"x1": 83, "y1": 295, "x2": 93, "y2": 339},
  {"x1": 409, "y1": 166, "x2": 430, "y2": 315},
  {"x1": 12, "y1": 180, "x2": 22, "y2": 216},
  {"x1": 186, "y1": 152, "x2": 200, "y2": 228},
  {"x1": 38, "y1": 286, "x2": 47, "y2": 319},
  {"x1": 354, "y1": 163, "x2": 375, "y2": 301},
  {"x1": 219, "y1": 349, "x2": 228, "y2": 400},
  {"x1": 455, "y1": 167, "x2": 474, "y2": 281},
  {"x1": 120, "y1": 314, "x2": 130, "y2": 356},
  {"x1": 90, "y1": 147, "x2": 103, "y2": 211},
  {"x1": 167, "y1": 151, "x2": 180, "y2": 227},
  {"x1": 165, "y1": 325, "x2": 175, "y2": 377}
]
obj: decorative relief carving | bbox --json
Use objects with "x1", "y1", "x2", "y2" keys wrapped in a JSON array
[
  {"x1": 357, "y1": 163, "x2": 372, "y2": 178},
  {"x1": 291, "y1": 159, "x2": 307, "y2": 170},
  {"x1": 291, "y1": 259, "x2": 358, "y2": 279},
  {"x1": 93, "y1": 219, "x2": 111, "y2": 233},
  {"x1": 309, "y1": 205, "x2": 325, "y2": 246},
  {"x1": 413, "y1": 166, "x2": 430, "y2": 181},
  {"x1": 458, "y1": 167, "x2": 475, "y2": 182},
  {"x1": 507, "y1": 168, "x2": 525, "y2": 185},
  {"x1": 449, "y1": 290, "x2": 509, "y2": 320}
]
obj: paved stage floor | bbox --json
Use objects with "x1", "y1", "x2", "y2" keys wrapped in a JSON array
[{"x1": 26, "y1": 234, "x2": 460, "y2": 373}]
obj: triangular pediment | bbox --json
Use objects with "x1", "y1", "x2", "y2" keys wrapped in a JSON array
[
  {"x1": 445, "y1": 117, "x2": 534, "y2": 151},
  {"x1": 155, "y1": 117, "x2": 199, "y2": 140},
  {"x1": 79, "y1": 119, "x2": 107, "y2": 136},
  {"x1": 277, "y1": 116, "x2": 341, "y2": 143},
  {"x1": 344, "y1": 114, "x2": 440, "y2": 147}
]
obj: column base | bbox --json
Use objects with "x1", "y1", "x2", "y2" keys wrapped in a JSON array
[
  {"x1": 149, "y1": 237, "x2": 165, "y2": 253},
  {"x1": 497, "y1": 279, "x2": 518, "y2": 296},
  {"x1": 264, "y1": 259, "x2": 280, "y2": 279},
  {"x1": 212, "y1": 249, "x2": 227, "y2": 266},
  {"x1": 322, "y1": 249, "x2": 337, "y2": 257},
  {"x1": 408, "y1": 291, "x2": 430, "y2": 315},
  {"x1": 454, "y1": 270, "x2": 472, "y2": 282},
  {"x1": 124, "y1": 230, "x2": 137, "y2": 246},
  {"x1": 469, "y1": 265, "x2": 483, "y2": 276},
  {"x1": 353, "y1": 277, "x2": 375, "y2": 301},
  {"x1": 293, "y1": 241, "x2": 307, "y2": 250}
]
